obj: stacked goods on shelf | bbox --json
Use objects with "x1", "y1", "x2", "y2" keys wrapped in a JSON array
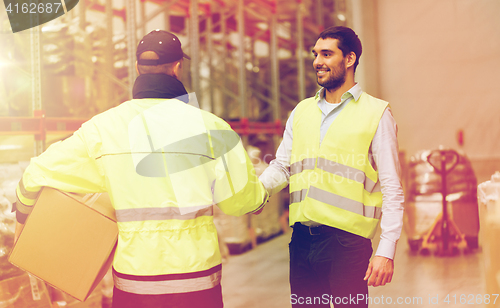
[
  {"x1": 213, "y1": 206, "x2": 252, "y2": 255},
  {"x1": 477, "y1": 172, "x2": 500, "y2": 302},
  {"x1": 251, "y1": 191, "x2": 282, "y2": 243}
]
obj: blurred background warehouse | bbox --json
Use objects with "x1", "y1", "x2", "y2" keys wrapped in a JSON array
[{"x1": 1, "y1": 0, "x2": 500, "y2": 307}]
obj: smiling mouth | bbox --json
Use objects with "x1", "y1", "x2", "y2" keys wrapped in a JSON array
[{"x1": 317, "y1": 69, "x2": 329, "y2": 76}]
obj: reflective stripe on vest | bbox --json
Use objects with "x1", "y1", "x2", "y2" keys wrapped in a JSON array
[
  {"x1": 290, "y1": 189, "x2": 308, "y2": 204},
  {"x1": 113, "y1": 265, "x2": 222, "y2": 295},
  {"x1": 290, "y1": 158, "x2": 316, "y2": 175},
  {"x1": 290, "y1": 157, "x2": 381, "y2": 193},
  {"x1": 316, "y1": 157, "x2": 381, "y2": 193},
  {"x1": 307, "y1": 186, "x2": 382, "y2": 219},
  {"x1": 115, "y1": 205, "x2": 214, "y2": 222}
]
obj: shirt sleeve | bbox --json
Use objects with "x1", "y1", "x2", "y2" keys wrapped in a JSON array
[
  {"x1": 14, "y1": 126, "x2": 106, "y2": 223},
  {"x1": 213, "y1": 130, "x2": 269, "y2": 216},
  {"x1": 371, "y1": 108, "x2": 405, "y2": 260},
  {"x1": 258, "y1": 108, "x2": 294, "y2": 196}
]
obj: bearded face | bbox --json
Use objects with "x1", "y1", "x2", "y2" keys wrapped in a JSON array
[
  {"x1": 316, "y1": 59, "x2": 347, "y2": 91},
  {"x1": 312, "y1": 38, "x2": 348, "y2": 92}
]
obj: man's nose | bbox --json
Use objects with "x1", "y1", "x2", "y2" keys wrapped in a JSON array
[{"x1": 313, "y1": 56, "x2": 322, "y2": 68}]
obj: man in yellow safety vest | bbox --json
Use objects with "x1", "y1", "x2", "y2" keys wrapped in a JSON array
[
  {"x1": 259, "y1": 26, "x2": 404, "y2": 307},
  {"x1": 13, "y1": 30, "x2": 268, "y2": 308}
]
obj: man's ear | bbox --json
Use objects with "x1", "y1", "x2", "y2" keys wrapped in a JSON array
[
  {"x1": 172, "y1": 60, "x2": 182, "y2": 79},
  {"x1": 346, "y1": 51, "x2": 356, "y2": 69},
  {"x1": 135, "y1": 61, "x2": 140, "y2": 75}
]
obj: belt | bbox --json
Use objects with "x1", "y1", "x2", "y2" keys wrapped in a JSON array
[{"x1": 293, "y1": 222, "x2": 335, "y2": 236}]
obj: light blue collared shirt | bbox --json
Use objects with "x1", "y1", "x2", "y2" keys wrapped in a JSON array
[{"x1": 316, "y1": 84, "x2": 362, "y2": 143}]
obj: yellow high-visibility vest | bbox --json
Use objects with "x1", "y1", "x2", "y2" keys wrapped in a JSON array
[
  {"x1": 16, "y1": 98, "x2": 268, "y2": 294},
  {"x1": 289, "y1": 92, "x2": 388, "y2": 239}
]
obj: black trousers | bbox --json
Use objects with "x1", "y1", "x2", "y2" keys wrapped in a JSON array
[
  {"x1": 289, "y1": 223, "x2": 373, "y2": 307},
  {"x1": 111, "y1": 284, "x2": 223, "y2": 308}
]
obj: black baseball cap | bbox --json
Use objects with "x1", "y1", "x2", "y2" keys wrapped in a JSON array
[{"x1": 136, "y1": 30, "x2": 191, "y2": 66}]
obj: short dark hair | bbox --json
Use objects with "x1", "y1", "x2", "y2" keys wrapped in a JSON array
[{"x1": 318, "y1": 26, "x2": 362, "y2": 73}]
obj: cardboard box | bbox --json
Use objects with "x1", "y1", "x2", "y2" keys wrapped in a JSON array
[
  {"x1": 0, "y1": 273, "x2": 52, "y2": 308},
  {"x1": 9, "y1": 187, "x2": 118, "y2": 301},
  {"x1": 66, "y1": 283, "x2": 103, "y2": 308}
]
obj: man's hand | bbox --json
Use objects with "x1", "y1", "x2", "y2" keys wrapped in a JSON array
[{"x1": 363, "y1": 256, "x2": 394, "y2": 287}]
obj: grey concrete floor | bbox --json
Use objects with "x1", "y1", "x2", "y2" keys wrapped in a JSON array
[{"x1": 221, "y1": 227, "x2": 489, "y2": 308}]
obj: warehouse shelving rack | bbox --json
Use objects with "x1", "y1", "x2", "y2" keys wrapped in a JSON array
[{"x1": 0, "y1": 0, "x2": 349, "y2": 155}]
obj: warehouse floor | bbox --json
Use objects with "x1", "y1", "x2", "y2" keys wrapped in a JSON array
[{"x1": 221, "y1": 227, "x2": 487, "y2": 308}]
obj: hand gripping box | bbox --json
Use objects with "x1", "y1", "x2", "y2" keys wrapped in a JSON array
[{"x1": 9, "y1": 187, "x2": 118, "y2": 302}]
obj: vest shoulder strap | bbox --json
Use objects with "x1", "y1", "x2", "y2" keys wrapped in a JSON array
[
  {"x1": 359, "y1": 92, "x2": 390, "y2": 111},
  {"x1": 293, "y1": 96, "x2": 319, "y2": 125}
]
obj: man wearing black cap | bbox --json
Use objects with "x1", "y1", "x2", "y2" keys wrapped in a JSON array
[
  {"x1": 133, "y1": 29, "x2": 191, "y2": 100},
  {"x1": 13, "y1": 30, "x2": 269, "y2": 308}
]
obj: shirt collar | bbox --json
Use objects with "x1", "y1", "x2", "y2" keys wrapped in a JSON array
[{"x1": 314, "y1": 83, "x2": 363, "y2": 103}]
